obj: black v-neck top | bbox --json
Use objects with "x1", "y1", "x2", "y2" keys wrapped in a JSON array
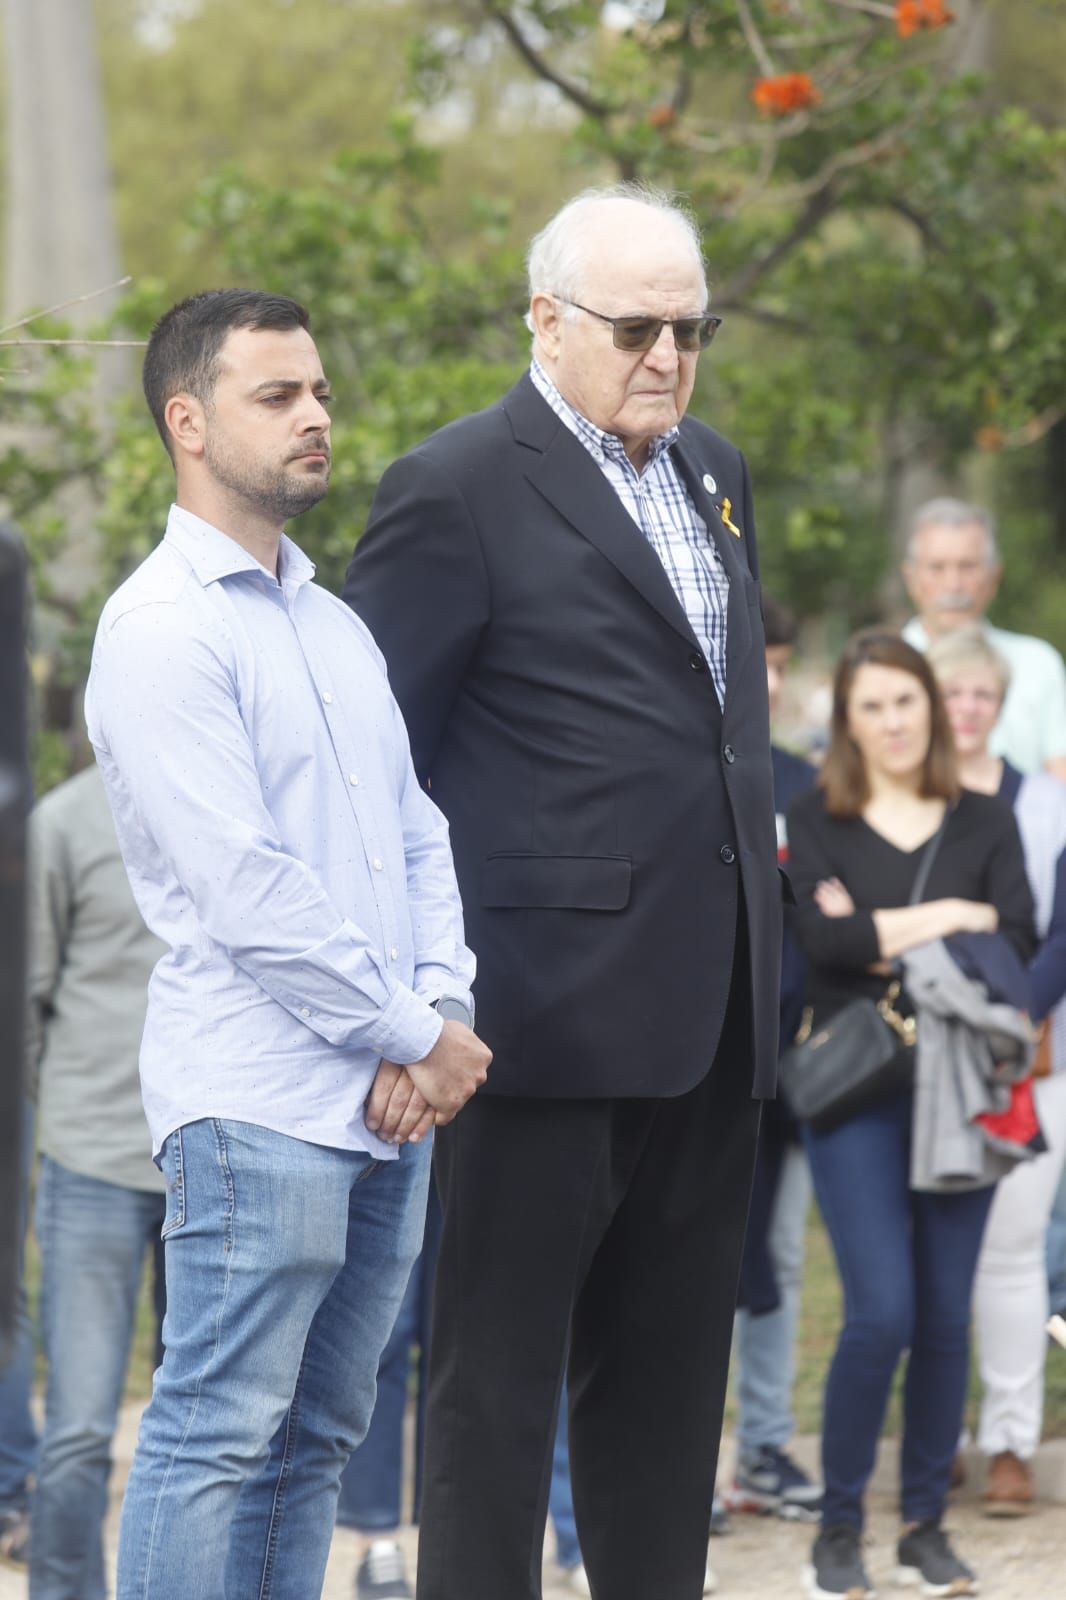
[{"x1": 786, "y1": 785, "x2": 1036, "y2": 1026}]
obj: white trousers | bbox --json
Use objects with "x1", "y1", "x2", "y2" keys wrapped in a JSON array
[{"x1": 973, "y1": 1072, "x2": 1066, "y2": 1459}]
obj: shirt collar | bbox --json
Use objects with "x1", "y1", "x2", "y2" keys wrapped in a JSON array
[
  {"x1": 529, "y1": 360, "x2": 679, "y2": 468},
  {"x1": 164, "y1": 504, "x2": 316, "y2": 591}
]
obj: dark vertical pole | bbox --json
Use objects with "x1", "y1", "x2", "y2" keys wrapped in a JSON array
[{"x1": 0, "y1": 521, "x2": 28, "y2": 1339}]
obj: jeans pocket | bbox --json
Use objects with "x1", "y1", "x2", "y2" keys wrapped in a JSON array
[{"x1": 160, "y1": 1127, "x2": 186, "y2": 1238}]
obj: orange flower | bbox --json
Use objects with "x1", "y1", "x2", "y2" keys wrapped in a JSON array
[
  {"x1": 646, "y1": 102, "x2": 678, "y2": 130},
  {"x1": 895, "y1": 0, "x2": 954, "y2": 38},
  {"x1": 751, "y1": 73, "x2": 821, "y2": 116}
]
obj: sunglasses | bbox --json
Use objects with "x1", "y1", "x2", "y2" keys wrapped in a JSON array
[{"x1": 559, "y1": 298, "x2": 722, "y2": 353}]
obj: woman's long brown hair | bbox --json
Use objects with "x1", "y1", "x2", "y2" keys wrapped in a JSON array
[{"x1": 820, "y1": 628, "x2": 959, "y2": 818}]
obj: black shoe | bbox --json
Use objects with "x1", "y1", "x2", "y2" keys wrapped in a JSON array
[
  {"x1": 896, "y1": 1521, "x2": 978, "y2": 1596},
  {"x1": 729, "y1": 1444, "x2": 824, "y2": 1521},
  {"x1": 355, "y1": 1539, "x2": 411, "y2": 1599},
  {"x1": 803, "y1": 1524, "x2": 875, "y2": 1599}
]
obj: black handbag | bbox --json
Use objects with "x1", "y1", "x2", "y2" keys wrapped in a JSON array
[{"x1": 778, "y1": 807, "x2": 951, "y2": 1132}]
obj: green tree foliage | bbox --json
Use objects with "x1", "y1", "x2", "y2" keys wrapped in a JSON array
[
  {"x1": 99, "y1": 124, "x2": 527, "y2": 602},
  {"x1": 414, "y1": 1, "x2": 1066, "y2": 625},
  {"x1": 4, "y1": 0, "x2": 1066, "y2": 779}
]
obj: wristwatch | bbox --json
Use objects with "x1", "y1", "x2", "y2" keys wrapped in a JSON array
[{"x1": 431, "y1": 995, "x2": 475, "y2": 1029}]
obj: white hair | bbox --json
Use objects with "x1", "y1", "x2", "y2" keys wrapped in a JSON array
[
  {"x1": 524, "y1": 184, "x2": 707, "y2": 334},
  {"x1": 926, "y1": 622, "x2": 1012, "y2": 700},
  {"x1": 905, "y1": 497, "x2": 1000, "y2": 567}
]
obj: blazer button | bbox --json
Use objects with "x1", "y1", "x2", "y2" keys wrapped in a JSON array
[
  {"x1": 723, "y1": 744, "x2": 736, "y2": 764},
  {"x1": 720, "y1": 845, "x2": 736, "y2": 865},
  {"x1": 689, "y1": 652, "x2": 706, "y2": 672}
]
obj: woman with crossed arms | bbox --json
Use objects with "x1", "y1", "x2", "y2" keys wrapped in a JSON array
[{"x1": 787, "y1": 629, "x2": 1034, "y2": 1600}]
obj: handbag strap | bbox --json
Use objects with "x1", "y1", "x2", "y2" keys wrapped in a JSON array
[{"x1": 907, "y1": 800, "x2": 955, "y2": 907}]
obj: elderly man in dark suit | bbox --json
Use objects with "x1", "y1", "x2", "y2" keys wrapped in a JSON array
[{"x1": 344, "y1": 184, "x2": 781, "y2": 1600}]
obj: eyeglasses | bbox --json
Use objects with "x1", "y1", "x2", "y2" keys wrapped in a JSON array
[{"x1": 558, "y1": 298, "x2": 722, "y2": 353}]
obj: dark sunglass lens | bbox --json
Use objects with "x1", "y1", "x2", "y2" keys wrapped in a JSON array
[
  {"x1": 612, "y1": 318, "x2": 660, "y2": 352},
  {"x1": 673, "y1": 320, "x2": 706, "y2": 352}
]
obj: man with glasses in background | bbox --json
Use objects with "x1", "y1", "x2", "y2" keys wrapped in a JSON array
[{"x1": 344, "y1": 185, "x2": 782, "y2": 1600}]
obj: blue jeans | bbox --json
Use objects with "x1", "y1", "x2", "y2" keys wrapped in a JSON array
[
  {"x1": 804, "y1": 1091, "x2": 995, "y2": 1528},
  {"x1": 336, "y1": 1183, "x2": 442, "y2": 1532},
  {"x1": 733, "y1": 1143, "x2": 812, "y2": 1456},
  {"x1": 550, "y1": 1385, "x2": 581, "y2": 1571},
  {"x1": 117, "y1": 1119, "x2": 430, "y2": 1600},
  {"x1": 1049, "y1": 1154, "x2": 1066, "y2": 1314},
  {"x1": 30, "y1": 1158, "x2": 166, "y2": 1600},
  {"x1": 0, "y1": 1102, "x2": 38, "y2": 1514}
]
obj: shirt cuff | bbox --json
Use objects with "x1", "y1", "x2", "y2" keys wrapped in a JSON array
[
  {"x1": 414, "y1": 962, "x2": 475, "y2": 1017},
  {"x1": 366, "y1": 983, "x2": 444, "y2": 1066}
]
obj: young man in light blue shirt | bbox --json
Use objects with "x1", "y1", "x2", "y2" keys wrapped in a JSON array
[{"x1": 85, "y1": 289, "x2": 490, "y2": 1600}]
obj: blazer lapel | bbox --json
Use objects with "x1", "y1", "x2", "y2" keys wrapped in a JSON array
[
  {"x1": 671, "y1": 432, "x2": 754, "y2": 690},
  {"x1": 504, "y1": 376, "x2": 701, "y2": 652}
]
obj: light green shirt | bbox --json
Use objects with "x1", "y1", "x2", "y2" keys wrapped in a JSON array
[
  {"x1": 903, "y1": 617, "x2": 1066, "y2": 776},
  {"x1": 28, "y1": 764, "x2": 165, "y2": 1191}
]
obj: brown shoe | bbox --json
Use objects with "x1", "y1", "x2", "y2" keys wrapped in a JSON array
[{"x1": 983, "y1": 1449, "x2": 1034, "y2": 1516}]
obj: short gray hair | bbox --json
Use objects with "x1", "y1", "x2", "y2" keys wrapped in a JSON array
[
  {"x1": 905, "y1": 497, "x2": 1000, "y2": 567},
  {"x1": 524, "y1": 184, "x2": 707, "y2": 333}
]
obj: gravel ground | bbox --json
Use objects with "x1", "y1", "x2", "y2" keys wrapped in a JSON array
[{"x1": 2, "y1": 1407, "x2": 1063, "y2": 1599}]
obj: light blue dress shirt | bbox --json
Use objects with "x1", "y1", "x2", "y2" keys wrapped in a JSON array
[{"x1": 85, "y1": 505, "x2": 475, "y2": 1161}]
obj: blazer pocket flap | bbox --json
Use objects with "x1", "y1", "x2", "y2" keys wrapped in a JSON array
[{"x1": 482, "y1": 853, "x2": 632, "y2": 911}]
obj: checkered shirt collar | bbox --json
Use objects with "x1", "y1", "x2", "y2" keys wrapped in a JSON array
[{"x1": 529, "y1": 360, "x2": 679, "y2": 468}]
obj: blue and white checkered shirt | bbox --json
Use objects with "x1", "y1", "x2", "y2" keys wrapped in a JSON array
[{"x1": 530, "y1": 360, "x2": 729, "y2": 706}]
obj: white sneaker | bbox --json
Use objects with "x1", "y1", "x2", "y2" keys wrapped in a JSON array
[
  {"x1": 355, "y1": 1538, "x2": 411, "y2": 1599},
  {"x1": 561, "y1": 1561, "x2": 716, "y2": 1595}
]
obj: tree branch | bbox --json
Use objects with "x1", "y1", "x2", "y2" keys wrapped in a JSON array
[
  {"x1": 0, "y1": 338, "x2": 146, "y2": 349},
  {"x1": 734, "y1": 0, "x2": 777, "y2": 78},
  {"x1": 727, "y1": 304, "x2": 808, "y2": 333},
  {"x1": 670, "y1": 5, "x2": 700, "y2": 115},
  {"x1": 482, "y1": 4, "x2": 613, "y2": 120},
  {"x1": 0, "y1": 277, "x2": 132, "y2": 339},
  {"x1": 823, "y1": 0, "x2": 897, "y2": 18},
  {"x1": 715, "y1": 184, "x2": 839, "y2": 308}
]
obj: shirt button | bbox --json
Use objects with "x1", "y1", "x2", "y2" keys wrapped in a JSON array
[
  {"x1": 723, "y1": 744, "x2": 736, "y2": 764},
  {"x1": 720, "y1": 845, "x2": 736, "y2": 865},
  {"x1": 373, "y1": 858, "x2": 383, "y2": 871},
  {"x1": 349, "y1": 774, "x2": 360, "y2": 786},
  {"x1": 689, "y1": 652, "x2": 706, "y2": 672},
  {"x1": 300, "y1": 1006, "x2": 311, "y2": 1017},
  {"x1": 322, "y1": 691, "x2": 334, "y2": 705},
  {"x1": 390, "y1": 947, "x2": 399, "y2": 961}
]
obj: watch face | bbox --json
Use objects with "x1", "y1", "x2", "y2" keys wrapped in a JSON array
[{"x1": 436, "y1": 997, "x2": 473, "y2": 1027}]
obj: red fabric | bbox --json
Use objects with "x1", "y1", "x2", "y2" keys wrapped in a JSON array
[{"x1": 975, "y1": 1077, "x2": 1042, "y2": 1149}]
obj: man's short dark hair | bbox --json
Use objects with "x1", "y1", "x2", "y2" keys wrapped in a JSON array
[
  {"x1": 143, "y1": 289, "x2": 311, "y2": 458},
  {"x1": 762, "y1": 593, "x2": 798, "y2": 650}
]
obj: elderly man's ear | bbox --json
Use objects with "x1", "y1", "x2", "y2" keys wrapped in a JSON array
[{"x1": 529, "y1": 293, "x2": 565, "y2": 360}]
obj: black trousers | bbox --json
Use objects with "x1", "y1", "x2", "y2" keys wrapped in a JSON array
[{"x1": 415, "y1": 941, "x2": 761, "y2": 1600}]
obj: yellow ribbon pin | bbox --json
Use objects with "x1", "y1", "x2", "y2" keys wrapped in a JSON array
[{"x1": 718, "y1": 497, "x2": 741, "y2": 537}]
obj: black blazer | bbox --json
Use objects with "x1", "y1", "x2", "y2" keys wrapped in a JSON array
[{"x1": 343, "y1": 374, "x2": 781, "y2": 1099}]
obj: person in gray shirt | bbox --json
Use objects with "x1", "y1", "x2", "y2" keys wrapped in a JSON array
[{"x1": 26, "y1": 761, "x2": 167, "y2": 1600}]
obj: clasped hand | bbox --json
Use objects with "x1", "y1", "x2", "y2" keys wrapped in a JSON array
[{"x1": 365, "y1": 1018, "x2": 493, "y2": 1145}]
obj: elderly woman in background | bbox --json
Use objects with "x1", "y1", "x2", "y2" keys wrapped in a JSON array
[
  {"x1": 928, "y1": 624, "x2": 1066, "y2": 1514},
  {"x1": 787, "y1": 629, "x2": 1035, "y2": 1600}
]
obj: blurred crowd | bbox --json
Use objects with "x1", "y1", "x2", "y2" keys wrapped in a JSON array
[{"x1": 1, "y1": 491, "x2": 1063, "y2": 1600}]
